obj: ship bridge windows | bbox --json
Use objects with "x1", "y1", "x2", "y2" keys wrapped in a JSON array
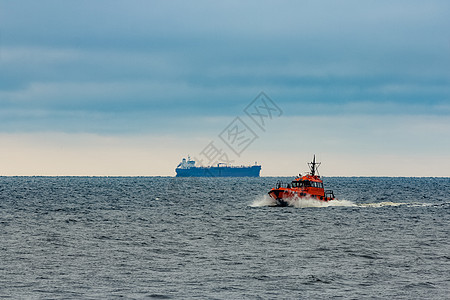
[
  {"x1": 291, "y1": 181, "x2": 323, "y2": 188},
  {"x1": 292, "y1": 181, "x2": 308, "y2": 188},
  {"x1": 311, "y1": 182, "x2": 324, "y2": 188}
]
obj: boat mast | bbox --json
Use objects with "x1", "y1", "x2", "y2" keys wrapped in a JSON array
[{"x1": 308, "y1": 155, "x2": 321, "y2": 176}]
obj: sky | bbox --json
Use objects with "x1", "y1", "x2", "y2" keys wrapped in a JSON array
[{"x1": 1, "y1": 0, "x2": 449, "y2": 176}]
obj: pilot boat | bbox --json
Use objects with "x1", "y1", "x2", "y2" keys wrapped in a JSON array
[{"x1": 268, "y1": 155, "x2": 336, "y2": 207}]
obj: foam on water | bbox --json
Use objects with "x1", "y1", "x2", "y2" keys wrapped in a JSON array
[
  {"x1": 250, "y1": 195, "x2": 277, "y2": 207},
  {"x1": 250, "y1": 196, "x2": 428, "y2": 208},
  {"x1": 250, "y1": 195, "x2": 356, "y2": 208},
  {"x1": 359, "y1": 201, "x2": 408, "y2": 208},
  {"x1": 291, "y1": 197, "x2": 356, "y2": 208}
]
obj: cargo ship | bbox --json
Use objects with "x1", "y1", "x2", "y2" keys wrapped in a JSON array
[{"x1": 175, "y1": 156, "x2": 261, "y2": 177}]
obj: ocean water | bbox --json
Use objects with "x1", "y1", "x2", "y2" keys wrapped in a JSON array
[{"x1": 1, "y1": 176, "x2": 449, "y2": 299}]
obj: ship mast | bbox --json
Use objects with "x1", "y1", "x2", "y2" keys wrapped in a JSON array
[{"x1": 308, "y1": 155, "x2": 321, "y2": 176}]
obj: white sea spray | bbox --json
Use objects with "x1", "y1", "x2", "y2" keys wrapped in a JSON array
[
  {"x1": 249, "y1": 195, "x2": 425, "y2": 208},
  {"x1": 250, "y1": 195, "x2": 277, "y2": 207},
  {"x1": 250, "y1": 195, "x2": 356, "y2": 208}
]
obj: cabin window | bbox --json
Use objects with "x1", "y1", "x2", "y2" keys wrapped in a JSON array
[
  {"x1": 291, "y1": 181, "x2": 305, "y2": 188},
  {"x1": 291, "y1": 180, "x2": 322, "y2": 188},
  {"x1": 309, "y1": 181, "x2": 323, "y2": 188},
  {"x1": 304, "y1": 181, "x2": 323, "y2": 188}
]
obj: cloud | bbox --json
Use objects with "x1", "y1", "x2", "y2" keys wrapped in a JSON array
[{"x1": 0, "y1": 0, "x2": 449, "y2": 161}]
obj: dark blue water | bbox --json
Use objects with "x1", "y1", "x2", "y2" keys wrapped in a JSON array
[{"x1": 1, "y1": 177, "x2": 449, "y2": 299}]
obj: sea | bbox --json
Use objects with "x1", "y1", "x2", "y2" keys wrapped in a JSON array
[{"x1": 1, "y1": 176, "x2": 449, "y2": 299}]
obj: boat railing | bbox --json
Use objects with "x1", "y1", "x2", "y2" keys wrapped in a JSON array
[{"x1": 325, "y1": 190, "x2": 335, "y2": 199}]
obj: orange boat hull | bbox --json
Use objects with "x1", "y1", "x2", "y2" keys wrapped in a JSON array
[{"x1": 268, "y1": 188, "x2": 334, "y2": 202}]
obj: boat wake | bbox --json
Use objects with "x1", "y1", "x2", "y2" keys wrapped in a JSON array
[
  {"x1": 359, "y1": 202, "x2": 408, "y2": 208},
  {"x1": 250, "y1": 196, "x2": 429, "y2": 208},
  {"x1": 359, "y1": 202, "x2": 437, "y2": 207},
  {"x1": 250, "y1": 195, "x2": 356, "y2": 208}
]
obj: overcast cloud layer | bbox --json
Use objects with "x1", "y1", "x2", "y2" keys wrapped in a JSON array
[{"x1": 1, "y1": 1, "x2": 449, "y2": 175}]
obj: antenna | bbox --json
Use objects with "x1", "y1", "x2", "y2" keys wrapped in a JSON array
[{"x1": 308, "y1": 155, "x2": 321, "y2": 176}]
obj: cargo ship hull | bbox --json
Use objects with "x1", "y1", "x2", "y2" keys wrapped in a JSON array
[{"x1": 176, "y1": 165, "x2": 261, "y2": 177}]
